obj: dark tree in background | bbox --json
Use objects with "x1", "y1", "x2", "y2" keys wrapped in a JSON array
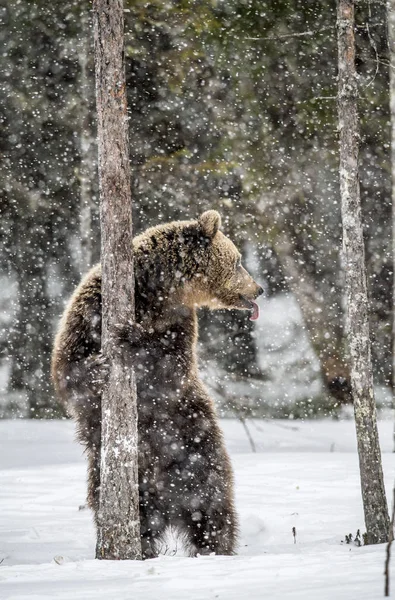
[
  {"x1": 93, "y1": 0, "x2": 141, "y2": 559},
  {"x1": 77, "y1": 6, "x2": 97, "y2": 273},
  {"x1": 337, "y1": 0, "x2": 389, "y2": 544}
]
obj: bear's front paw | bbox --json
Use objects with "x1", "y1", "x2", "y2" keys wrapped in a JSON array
[
  {"x1": 114, "y1": 320, "x2": 146, "y2": 347},
  {"x1": 89, "y1": 352, "x2": 110, "y2": 388}
]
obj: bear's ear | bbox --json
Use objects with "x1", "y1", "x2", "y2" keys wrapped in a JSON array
[{"x1": 198, "y1": 210, "x2": 222, "y2": 239}]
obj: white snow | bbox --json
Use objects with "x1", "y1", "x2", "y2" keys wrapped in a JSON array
[
  {"x1": 255, "y1": 293, "x2": 324, "y2": 406},
  {"x1": 1, "y1": 417, "x2": 395, "y2": 599}
]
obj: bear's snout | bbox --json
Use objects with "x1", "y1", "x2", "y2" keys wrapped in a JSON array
[{"x1": 238, "y1": 268, "x2": 263, "y2": 300}]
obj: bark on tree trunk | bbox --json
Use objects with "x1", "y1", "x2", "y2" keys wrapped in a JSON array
[
  {"x1": 78, "y1": 8, "x2": 96, "y2": 273},
  {"x1": 388, "y1": 0, "x2": 395, "y2": 452},
  {"x1": 337, "y1": 0, "x2": 389, "y2": 544},
  {"x1": 93, "y1": 0, "x2": 141, "y2": 560}
]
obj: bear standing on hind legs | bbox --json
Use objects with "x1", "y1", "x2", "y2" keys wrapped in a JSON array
[{"x1": 51, "y1": 210, "x2": 263, "y2": 558}]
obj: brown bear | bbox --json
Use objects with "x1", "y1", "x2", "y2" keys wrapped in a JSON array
[{"x1": 51, "y1": 210, "x2": 262, "y2": 558}]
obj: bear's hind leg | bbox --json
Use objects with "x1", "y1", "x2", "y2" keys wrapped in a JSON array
[
  {"x1": 76, "y1": 409, "x2": 102, "y2": 525},
  {"x1": 180, "y1": 505, "x2": 237, "y2": 556},
  {"x1": 139, "y1": 502, "x2": 168, "y2": 559}
]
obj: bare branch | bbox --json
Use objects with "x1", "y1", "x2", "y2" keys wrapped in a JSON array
[{"x1": 246, "y1": 26, "x2": 334, "y2": 42}]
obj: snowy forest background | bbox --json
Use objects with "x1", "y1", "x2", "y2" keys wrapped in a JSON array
[{"x1": 0, "y1": 0, "x2": 391, "y2": 420}]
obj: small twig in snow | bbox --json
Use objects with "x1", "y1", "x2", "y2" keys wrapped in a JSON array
[
  {"x1": 251, "y1": 420, "x2": 299, "y2": 433},
  {"x1": 240, "y1": 417, "x2": 256, "y2": 453}
]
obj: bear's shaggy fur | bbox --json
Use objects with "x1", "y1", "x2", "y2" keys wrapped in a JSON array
[{"x1": 51, "y1": 210, "x2": 262, "y2": 558}]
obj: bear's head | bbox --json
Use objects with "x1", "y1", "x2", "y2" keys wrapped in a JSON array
[
  {"x1": 186, "y1": 210, "x2": 263, "y2": 320},
  {"x1": 135, "y1": 210, "x2": 263, "y2": 320}
]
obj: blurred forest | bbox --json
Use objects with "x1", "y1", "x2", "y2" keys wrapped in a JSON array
[{"x1": 0, "y1": 0, "x2": 391, "y2": 418}]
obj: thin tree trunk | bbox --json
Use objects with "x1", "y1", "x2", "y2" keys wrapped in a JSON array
[
  {"x1": 78, "y1": 8, "x2": 96, "y2": 273},
  {"x1": 93, "y1": 0, "x2": 141, "y2": 560},
  {"x1": 17, "y1": 245, "x2": 53, "y2": 417},
  {"x1": 337, "y1": 0, "x2": 389, "y2": 544},
  {"x1": 3, "y1": 179, "x2": 62, "y2": 417},
  {"x1": 10, "y1": 246, "x2": 53, "y2": 417},
  {"x1": 388, "y1": 0, "x2": 395, "y2": 452}
]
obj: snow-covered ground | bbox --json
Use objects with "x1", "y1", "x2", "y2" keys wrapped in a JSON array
[{"x1": 1, "y1": 418, "x2": 395, "y2": 599}]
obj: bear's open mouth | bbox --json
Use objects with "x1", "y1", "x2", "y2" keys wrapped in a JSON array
[{"x1": 240, "y1": 296, "x2": 260, "y2": 321}]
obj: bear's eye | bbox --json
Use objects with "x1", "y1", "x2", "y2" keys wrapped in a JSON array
[{"x1": 235, "y1": 257, "x2": 241, "y2": 269}]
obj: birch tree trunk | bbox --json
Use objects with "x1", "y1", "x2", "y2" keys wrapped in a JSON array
[
  {"x1": 93, "y1": 0, "x2": 141, "y2": 560},
  {"x1": 388, "y1": 0, "x2": 395, "y2": 452},
  {"x1": 337, "y1": 0, "x2": 389, "y2": 544}
]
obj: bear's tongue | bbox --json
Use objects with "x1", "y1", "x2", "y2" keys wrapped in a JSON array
[{"x1": 249, "y1": 301, "x2": 260, "y2": 321}]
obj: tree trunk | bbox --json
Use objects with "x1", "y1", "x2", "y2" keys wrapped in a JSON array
[
  {"x1": 78, "y1": 7, "x2": 96, "y2": 273},
  {"x1": 337, "y1": 0, "x2": 389, "y2": 544},
  {"x1": 10, "y1": 247, "x2": 54, "y2": 417},
  {"x1": 93, "y1": 0, "x2": 141, "y2": 560},
  {"x1": 273, "y1": 231, "x2": 350, "y2": 404},
  {"x1": 388, "y1": 0, "x2": 395, "y2": 451},
  {"x1": 4, "y1": 180, "x2": 63, "y2": 418},
  {"x1": 15, "y1": 239, "x2": 53, "y2": 417}
]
